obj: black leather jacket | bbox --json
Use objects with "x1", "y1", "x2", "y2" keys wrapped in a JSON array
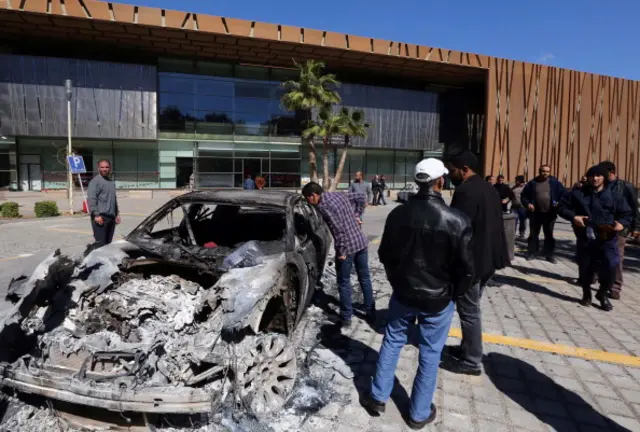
[{"x1": 378, "y1": 191, "x2": 475, "y2": 312}]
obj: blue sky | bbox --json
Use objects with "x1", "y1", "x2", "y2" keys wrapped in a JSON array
[{"x1": 122, "y1": 0, "x2": 640, "y2": 80}]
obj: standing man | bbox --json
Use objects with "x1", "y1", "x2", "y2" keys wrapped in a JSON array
[
  {"x1": 243, "y1": 174, "x2": 256, "y2": 190},
  {"x1": 485, "y1": 175, "x2": 495, "y2": 185},
  {"x1": 87, "y1": 159, "x2": 121, "y2": 248},
  {"x1": 520, "y1": 165, "x2": 567, "y2": 263},
  {"x1": 557, "y1": 165, "x2": 632, "y2": 311},
  {"x1": 362, "y1": 159, "x2": 474, "y2": 428},
  {"x1": 442, "y1": 151, "x2": 508, "y2": 376},
  {"x1": 378, "y1": 174, "x2": 388, "y2": 205},
  {"x1": 348, "y1": 171, "x2": 373, "y2": 216},
  {"x1": 598, "y1": 161, "x2": 640, "y2": 300},
  {"x1": 512, "y1": 175, "x2": 527, "y2": 238},
  {"x1": 371, "y1": 175, "x2": 381, "y2": 206},
  {"x1": 302, "y1": 182, "x2": 375, "y2": 328},
  {"x1": 494, "y1": 175, "x2": 514, "y2": 213}
]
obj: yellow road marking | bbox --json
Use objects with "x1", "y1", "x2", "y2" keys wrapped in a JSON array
[
  {"x1": 448, "y1": 328, "x2": 640, "y2": 367},
  {"x1": 0, "y1": 253, "x2": 34, "y2": 262},
  {"x1": 47, "y1": 227, "x2": 93, "y2": 235},
  {"x1": 371, "y1": 238, "x2": 381, "y2": 244}
]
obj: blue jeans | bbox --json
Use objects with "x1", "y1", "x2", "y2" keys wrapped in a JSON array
[
  {"x1": 335, "y1": 247, "x2": 375, "y2": 321},
  {"x1": 371, "y1": 296, "x2": 454, "y2": 422}
]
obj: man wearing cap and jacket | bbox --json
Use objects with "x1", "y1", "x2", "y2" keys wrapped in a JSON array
[
  {"x1": 558, "y1": 164, "x2": 632, "y2": 311},
  {"x1": 363, "y1": 158, "x2": 474, "y2": 429}
]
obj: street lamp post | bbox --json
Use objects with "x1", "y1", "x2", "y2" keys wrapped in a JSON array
[{"x1": 65, "y1": 79, "x2": 73, "y2": 215}]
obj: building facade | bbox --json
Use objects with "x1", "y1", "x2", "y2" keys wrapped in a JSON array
[{"x1": 0, "y1": 0, "x2": 638, "y2": 191}]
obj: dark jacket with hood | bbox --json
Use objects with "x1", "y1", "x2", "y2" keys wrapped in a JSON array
[
  {"x1": 450, "y1": 174, "x2": 509, "y2": 283},
  {"x1": 378, "y1": 191, "x2": 475, "y2": 312}
]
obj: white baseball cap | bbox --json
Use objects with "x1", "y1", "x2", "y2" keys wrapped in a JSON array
[{"x1": 414, "y1": 158, "x2": 449, "y2": 183}]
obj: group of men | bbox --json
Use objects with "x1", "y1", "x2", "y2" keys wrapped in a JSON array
[
  {"x1": 302, "y1": 150, "x2": 508, "y2": 429},
  {"x1": 489, "y1": 162, "x2": 639, "y2": 308}
]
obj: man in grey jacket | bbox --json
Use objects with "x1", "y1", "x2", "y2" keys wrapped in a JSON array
[
  {"x1": 348, "y1": 171, "x2": 372, "y2": 218},
  {"x1": 88, "y1": 159, "x2": 121, "y2": 248}
]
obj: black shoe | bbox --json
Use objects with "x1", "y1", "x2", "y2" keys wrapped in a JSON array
[
  {"x1": 341, "y1": 319, "x2": 353, "y2": 329},
  {"x1": 526, "y1": 254, "x2": 536, "y2": 261},
  {"x1": 366, "y1": 309, "x2": 377, "y2": 326},
  {"x1": 441, "y1": 345, "x2": 462, "y2": 360},
  {"x1": 547, "y1": 256, "x2": 558, "y2": 264},
  {"x1": 407, "y1": 404, "x2": 437, "y2": 430},
  {"x1": 595, "y1": 291, "x2": 613, "y2": 312},
  {"x1": 579, "y1": 288, "x2": 592, "y2": 306},
  {"x1": 441, "y1": 358, "x2": 482, "y2": 376},
  {"x1": 360, "y1": 393, "x2": 386, "y2": 416},
  {"x1": 609, "y1": 291, "x2": 621, "y2": 300}
]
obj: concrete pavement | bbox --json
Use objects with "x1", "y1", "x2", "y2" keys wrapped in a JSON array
[{"x1": 1, "y1": 197, "x2": 640, "y2": 431}]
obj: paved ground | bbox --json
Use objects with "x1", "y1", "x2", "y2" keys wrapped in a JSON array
[{"x1": 1, "y1": 197, "x2": 640, "y2": 431}]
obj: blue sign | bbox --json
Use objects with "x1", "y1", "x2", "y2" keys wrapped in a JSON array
[{"x1": 67, "y1": 156, "x2": 86, "y2": 174}]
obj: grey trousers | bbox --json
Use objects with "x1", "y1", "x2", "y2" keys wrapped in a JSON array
[
  {"x1": 456, "y1": 279, "x2": 487, "y2": 368},
  {"x1": 612, "y1": 234, "x2": 626, "y2": 295}
]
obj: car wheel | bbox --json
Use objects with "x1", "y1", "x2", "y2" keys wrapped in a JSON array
[{"x1": 234, "y1": 333, "x2": 297, "y2": 415}]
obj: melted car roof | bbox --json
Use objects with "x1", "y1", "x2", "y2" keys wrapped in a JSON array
[{"x1": 176, "y1": 190, "x2": 300, "y2": 208}]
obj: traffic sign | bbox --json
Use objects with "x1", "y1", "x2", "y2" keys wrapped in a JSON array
[{"x1": 67, "y1": 155, "x2": 86, "y2": 174}]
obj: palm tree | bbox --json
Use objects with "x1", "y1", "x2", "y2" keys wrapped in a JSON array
[
  {"x1": 330, "y1": 108, "x2": 368, "y2": 192},
  {"x1": 303, "y1": 108, "x2": 348, "y2": 189},
  {"x1": 281, "y1": 60, "x2": 341, "y2": 184}
]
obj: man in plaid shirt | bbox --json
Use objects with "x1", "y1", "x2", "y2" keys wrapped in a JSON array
[{"x1": 302, "y1": 182, "x2": 376, "y2": 328}]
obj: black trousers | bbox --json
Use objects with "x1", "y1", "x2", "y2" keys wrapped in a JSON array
[
  {"x1": 576, "y1": 237, "x2": 619, "y2": 292},
  {"x1": 527, "y1": 212, "x2": 557, "y2": 257},
  {"x1": 91, "y1": 215, "x2": 116, "y2": 248}
]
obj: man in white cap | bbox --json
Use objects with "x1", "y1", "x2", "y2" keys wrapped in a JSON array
[{"x1": 362, "y1": 158, "x2": 475, "y2": 429}]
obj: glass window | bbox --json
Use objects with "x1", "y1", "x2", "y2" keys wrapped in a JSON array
[
  {"x1": 270, "y1": 68, "x2": 298, "y2": 82},
  {"x1": 235, "y1": 82, "x2": 274, "y2": 99},
  {"x1": 235, "y1": 97, "x2": 271, "y2": 114},
  {"x1": 269, "y1": 143, "x2": 300, "y2": 159},
  {"x1": 158, "y1": 58, "x2": 196, "y2": 74},
  {"x1": 270, "y1": 159, "x2": 300, "y2": 173},
  {"x1": 159, "y1": 74, "x2": 195, "y2": 93},
  {"x1": 195, "y1": 95, "x2": 233, "y2": 111},
  {"x1": 197, "y1": 173, "x2": 234, "y2": 188},
  {"x1": 267, "y1": 173, "x2": 301, "y2": 188},
  {"x1": 235, "y1": 65, "x2": 270, "y2": 81},
  {"x1": 159, "y1": 93, "x2": 194, "y2": 112},
  {"x1": 235, "y1": 143, "x2": 269, "y2": 158},
  {"x1": 197, "y1": 158, "x2": 233, "y2": 173},
  {"x1": 195, "y1": 79, "x2": 234, "y2": 97},
  {"x1": 195, "y1": 61, "x2": 234, "y2": 78}
]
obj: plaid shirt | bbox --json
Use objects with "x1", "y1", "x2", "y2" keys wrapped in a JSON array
[{"x1": 317, "y1": 192, "x2": 368, "y2": 256}]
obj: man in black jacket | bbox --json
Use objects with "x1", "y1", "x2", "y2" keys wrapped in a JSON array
[
  {"x1": 557, "y1": 164, "x2": 632, "y2": 311},
  {"x1": 598, "y1": 161, "x2": 640, "y2": 300},
  {"x1": 520, "y1": 165, "x2": 568, "y2": 263},
  {"x1": 363, "y1": 158, "x2": 474, "y2": 429},
  {"x1": 442, "y1": 150, "x2": 509, "y2": 376}
]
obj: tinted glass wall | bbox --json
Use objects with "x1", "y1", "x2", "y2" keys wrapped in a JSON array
[{"x1": 158, "y1": 60, "x2": 303, "y2": 141}]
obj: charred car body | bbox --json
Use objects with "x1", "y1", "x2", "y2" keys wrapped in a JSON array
[{"x1": 0, "y1": 191, "x2": 331, "y2": 416}]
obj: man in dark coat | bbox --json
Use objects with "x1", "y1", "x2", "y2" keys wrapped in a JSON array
[
  {"x1": 598, "y1": 161, "x2": 640, "y2": 300},
  {"x1": 441, "y1": 151, "x2": 509, "y2": 376},
  {"x1": 520, "y1": 165, "x2": 567, "y2": 263},
  {"x1": 557, "y1": 165, "x2": 632, "y2": 311}
]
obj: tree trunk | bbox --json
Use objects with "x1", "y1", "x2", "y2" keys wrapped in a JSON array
[
  {"x1": 307, "y1": 138, "x2": 318, "y2": 183},
  {"x1": 322, "y1": 136, "x2": 330, "y2": 189},
  {"x1": 330, "y1": 144, "x2": 349, "y2": 192}
]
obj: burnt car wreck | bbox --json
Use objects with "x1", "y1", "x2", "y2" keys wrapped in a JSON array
[{"x1": 0, "y1": 191, "x2": 331, "y2": 418}]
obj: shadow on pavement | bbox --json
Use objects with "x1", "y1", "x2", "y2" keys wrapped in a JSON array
[
  {"x1": 484, "y1": 352, "x2": 632, "y2": 432},
  {"x1": 490, "y1": 274, "x2": 579, "y2": 304},
  {"x1": 509, "y1": 264, "x2": 577, "y2": 285}
]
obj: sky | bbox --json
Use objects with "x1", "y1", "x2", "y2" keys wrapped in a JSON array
[{"x1": 120, "y1": 0, "x2": 640, "y2": 80}]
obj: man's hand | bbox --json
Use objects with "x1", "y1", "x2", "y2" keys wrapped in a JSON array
[
  {"x1": 573, "y1": 216, "x2": 589, "y2": 228},
  {"x1": 527, "y1": 204, "x2": 535, "y2": 212},
  {"x1": 632, "y1": 231, "x2": 640, "y2": 239},
  {"x1": 94, "y1": 216, "x2": 104, "y2": 226},
  {"x1": 501, "y1": 198, "x2": 509, "y2": 204},
  {"x1": 115, "y1": 216, "x2": 122, "y2": 225},
  {"x1": 337, "y1": 256, "x2": 346, "y2": 261},
  {"x1": 356, "y1": 217, "x2": 362, "y2": 225},
  {"x1": 612, "y1": 221, "x2": 624, "y2": 232}
]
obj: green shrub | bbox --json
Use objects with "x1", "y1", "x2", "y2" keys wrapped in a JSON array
[
  {"x1": 0, "y1": 201, "x2": 20, "y2": 218},
  {"x1": 34, "y1": 201, "x2": 60, "y2": 218}
]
